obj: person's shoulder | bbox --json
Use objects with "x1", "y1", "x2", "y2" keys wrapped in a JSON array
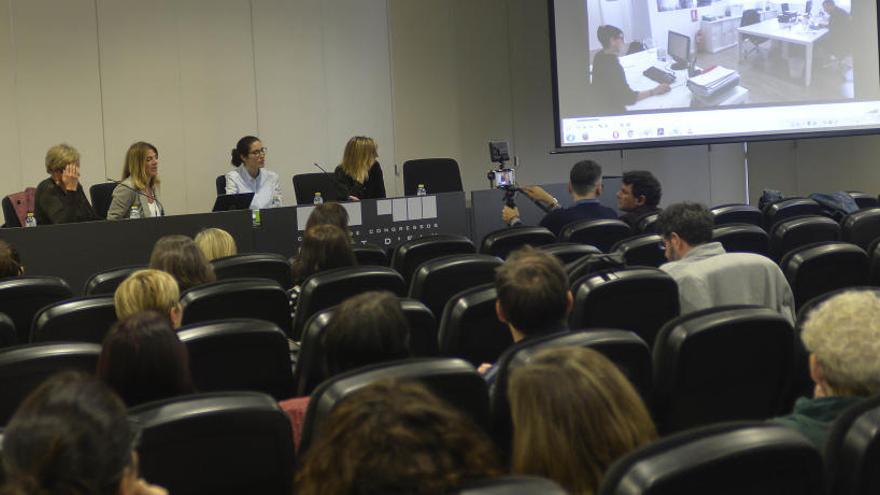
[
  {"x1": 264, "y1": 168, "x2": 280, "y2": 180},
  {"x1": 35, "y1": 177, "x2": 55, "y2": 193}
]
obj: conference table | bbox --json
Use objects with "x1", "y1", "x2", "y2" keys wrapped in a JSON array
[{"x1": 737, "y1": 18, "x2": 828, "y2": 87}]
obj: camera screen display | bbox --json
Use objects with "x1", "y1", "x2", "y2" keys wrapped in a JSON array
[{"x1": 494, "y1": 168, "x2": 516, "y2": 188}]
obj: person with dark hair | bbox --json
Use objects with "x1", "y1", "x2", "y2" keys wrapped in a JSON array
[
  {"x1": 225, "y1": 135, "x2": 282, "y2": 209},
  {"x1": 97, "y1": 311, "x2": 195, "y2": 407},
  {"x1": 1, "y1": 372, "x2": 168, "y2": 495},
  {"x1": 289, "y1": 224, "x2": 357, "y2": 319},
  {"x1": 618, "y1": 170, "x2": 662, "y2": 228},
  {"x1": 295, "y1": 380, "x2": 501, "y2": 495},
  {"x1": 657, "y1": 202, "x2": 794, "y2": 321},
  {"x1": 0, "y1": 239, "x2": 23, "y2": 278},
  {"x1": 304, "y1": 202, "x2": 350, "y2": 232},
  {"x1": 591, "y1": 24, "x2": 670, "y2": 115},
  {"x1": 502, "y1": 160, "x2": 617, "y2": 236},
  {"x1": 149, "y1": 234, "x2": 216, "y2": 292},
  {"x1": 34, "y1": 143, "x2": 100, "y2": 225}
]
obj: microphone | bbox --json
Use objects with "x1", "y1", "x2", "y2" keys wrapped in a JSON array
[
  {"x1": 313, "y1": 162, "x2": 329, "y2": 174},
  {"x1": 105, "y1": 178, "x2": 165, "y2": 217}
]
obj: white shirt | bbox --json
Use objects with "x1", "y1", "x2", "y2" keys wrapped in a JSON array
[
  {"x1": 147, "y1": 199, "x2": 162, "y2": 218},
  {"x1": 225, "y1": 165, "x2": 281, "y2": 209}
]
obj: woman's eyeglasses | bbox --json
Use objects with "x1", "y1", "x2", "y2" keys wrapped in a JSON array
[{"x1": 249, "y1": 147, "x2": 268, "y2": 156}]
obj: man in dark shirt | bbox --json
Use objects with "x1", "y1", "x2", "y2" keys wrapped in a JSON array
[
  {"x1": 617, "y1": 170, "x2": 662, "y2": 229},
  {"x1": 502, "y1": 159, "x2": 618, "y2": 237},
  {"x1": 34, "y1": 144, "x2": 99, "y2": 225},
  {"x1": 820, "y1": 0, "x2": 851, "y2": 57}
]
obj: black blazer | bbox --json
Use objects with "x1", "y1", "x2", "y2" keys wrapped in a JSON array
[{"x1": 333, "y1": 162, "x2": 386, "y2": 200}]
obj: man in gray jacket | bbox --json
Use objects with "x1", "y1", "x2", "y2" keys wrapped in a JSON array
[{"x1": 656, "y1": 202, "x2": 795, "y2": 324}]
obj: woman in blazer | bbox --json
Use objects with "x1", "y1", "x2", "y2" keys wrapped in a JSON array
[{"x1": 107, "y1": 142, "x2": 164, "y2": 220}]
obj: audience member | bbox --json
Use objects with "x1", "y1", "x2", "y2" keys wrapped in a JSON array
[
  {"x1": 0, "y1": 372, "x2": 168, "y2": 495},
  {"x1": 510, "y1": 347, "x2": 657, "y2": 495},
  {"x1": 773, "y1": 290, "x2": 880, "y2": 448},
  {"x1": 194, "y1": 227, "x2": 238, "y2": 261},
  {"x1": 114, "y1": 269, "x2": 182, "y2": 327},
  {"x1": 617, "y1": 170, "x2": 662, "y2": 228},
  {"x1": 657, "y1": 202, "x2": 795, "y2": 323},
  {"x1": 304, "y1": 202, "x2": 350, "y2": 232},
  {"x1": 107, "y1": 142, "x2": 164, "y2": 220},
  {"x1": 502, "y1": 160, "x2": 617, "y2": 236},
  {"x1": 149, "y1": 235, "x2": 216, "y2": 292},
  {"x1": 0, "y1": 239, "x2": 23, "y2": 278},
  {"x1": 34, "y1": 143, "x2": 99, "y2": 225},
  {"x1": 333, "y1": 136, "x2": 386, "y2": 201},
  {"x1": 97, "y1": 311, "x2": 195, "y2": 407},
  {"x1": 226, "y1": 135, "x2": 282, "y2": 209},
  {"x1": 289, "y1": 224, "x2": 357, "y2": 317},
  {"x1": 295, "y1": 380, "x2": 500, "y2": 495}
]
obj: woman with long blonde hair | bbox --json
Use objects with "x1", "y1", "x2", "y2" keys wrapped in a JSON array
[
  {"x1": 333, "y1": 136, "x2": 386, "y2": 200},
  {"x1": 107, "y1": 141, "x2": 164, "y2": 219}
]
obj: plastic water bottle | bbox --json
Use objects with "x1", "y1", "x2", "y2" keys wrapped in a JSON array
[
  {"x1": 129, "y1": 204, "x2": 142, "y2": 219},
  {"x1": 272, "y1": 193, "x2": 283, "y2": 208},
  {"x1": 313, "y1": 192, "x2": 323, "y2": 205},
  {"x1": 416, "y1": 184, "x2": 427, "y2": 196},
  {"x1": 24, "y1": 212, "x2": 36, "y2": 228}
]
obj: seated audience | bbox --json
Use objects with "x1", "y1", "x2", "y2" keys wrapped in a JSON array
[
  {"x1": 657, "y1": 202, "x2": 795, "y2": 323},
  {"x1": 34, "y1": 143, "x2": 99, "y2": 225},
  {"x1": 0, "y1": 239, "x2": 23, "y2": 278},
  {"x1": 333, "y1": 136, "x2": 386, "y2": 201},
  {"x1": 617, "y1": 170, "x2": 662, "y2": 228},
  {"x1": 289, "y1": 224, "x2": 357, "y2": 318},
  {"x1": 773, "y1": 290, "x2": 880, "y2": 448},
  {"x1": 510, "y1": 347, "x2": 657, "y2": 495},
  {"x1": 1, "y1": 372, "x2": 168, "y2": 495},
  {"x1": 114, "y1": 269, "x2": 182, "y2": 328},
  {"x1": 194, "y1": 227, "x2": 238, "y2": 261},
  {"x1": 305, "y1": 202, "x2": 350, "y2": 232},
  {"x1": 502, "y1": 160, "x2": 617, "y2": 237},
  {"x1": 149, "y1": 235, "x2": 216, "y2": 292},
  {"x1": 97, "y1": 311, "x2": 195, "y2": 407},
  {"x1": 107, "y1": 142, "x2": 164, "y2": 220},
  {"x1": 295, "y1": 380, "x2": 500, "y2": 494}
]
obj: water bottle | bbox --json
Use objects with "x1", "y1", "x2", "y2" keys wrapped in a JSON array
[
  {"x1": 129, "y1": 204, "x2": 142, "y2": 219},
  {"x1": 313, "y1": 192, "x2": 323, "y2": 205},
  {"x1": 272, "y1": 193, "x2": 283, "y2": 208},
  {"x1": 416, "y1": 184, "x2": 427, "y2": 196},
  {"x1": 24, "y1": 212, "x2": 37, "y2": 228}
]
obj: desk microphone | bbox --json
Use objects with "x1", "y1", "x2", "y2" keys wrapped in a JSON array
[
  {"x1": 105, "y1": 178, "x2": 165, "y2": 217},
  {"x1": 313, "y1": 163, "x2": 330, "y2": 174}
]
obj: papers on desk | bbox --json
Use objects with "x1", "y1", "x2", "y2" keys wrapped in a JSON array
[{"x1": 687, "y1": 66, "x2": 741, "y2": 100}]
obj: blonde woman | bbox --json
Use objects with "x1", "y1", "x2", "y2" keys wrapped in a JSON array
[
  {"x1": 107, "y1": 142, "x2": 164, "y2": 220},
  {"x1": 194, "y1": 228, "x2": 238, "y2": 261},
  {"x1": 333, "y1": 136, "x2": 386, "y2": 200},
  {"x1": 34, "y1": 143, "x2": 99, "y2": 225},
  {"x1": 509, "y1": 346, "x2": 657, "y2": 495},
  {"x1": 114, "y1": 269, "x2": 182, "y2": 328}
]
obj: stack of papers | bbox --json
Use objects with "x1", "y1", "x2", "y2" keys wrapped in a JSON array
[{"x1": 687, "y1": 66, "x2": 740, "y2": 99}]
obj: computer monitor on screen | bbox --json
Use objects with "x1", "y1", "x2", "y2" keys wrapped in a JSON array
[
  {"x1": 805, "y1": 1, "x2": 812, "y2": 14},
  {"x1": 781, "y1": 3, "x2": 790, "y2": 13},
  {"x1": 667, "y1": 31, "x2": 690, "y2": 70}
]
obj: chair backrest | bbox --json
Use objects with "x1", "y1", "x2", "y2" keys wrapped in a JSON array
[
  {"x1": 30, "y1": 295, "x2": 116, "y2": 344},
  {"x1": 848, "y1": 191, "x2": 880, "y2": 210},
  {"x1": 89, "y1": 182, "x2": 116, "y2": 219},
  {"x1": 291, "y1": 266, "x2": 406, "y2": 340},
  {"x1": 652, "y1": 306, "x2": 794, "y2": 434},
  {"x1": 453, "y1": 476, "x2": 567, "y2": 495},
  {"x1": 211, "y1": 252, "x2": 292, "y2": 288},
  {"x1": 83, "y1": 264, "x2": 146, "y2": 295},
  {"x1": 570, "y1": 268, "x2": 679, "y2": 347},
  {"x1": 0, "y1": 277, "x2": 73, "y2": 344},
  {"x1": 763, "y1": 197, "x2": 822, "y2": 229},
  {"x1": 538, "y1": 242, "x2": 601, "y2": 264},
  {"x1": 636, "y1": 212, "x2": 660, "y2": 234},
  {"x1": 292, "y1": 172, "x2": 341, "y2": 204},
  {"x1": 741, "y1": 8, "x2": 762, "y2": 26},
  {"x1": 598, "y1": 422, "x2": 823, "y2": 495},
  {"x1": 711, "y1": 203, "x2": 763, "y2": 227},
  {"x1": 215, "y1": 175, "x2": 226, "y2": 195},
  {"x1": 409, "y1": 254, "x2": 502, "y2": 320},
  {"x1": 559, "y1": 219, "x2": 632, "y2": 252},
  {"x1": 402, "y1": 158, "x2": 463, "y2": 196},
  {"x1": 352, "y1": 243, "x2": 388, "y2": 266},
  {"x1": 390, "y1": 234, "x2": 475, "y2": 284},
  {"x1": 869, "y1": 238, "x2": 880, "y2": 285},
  {"x1": 180, "y1": 278, "x2": 292, "y2": 336},
  {"x1": 841, "y1": 207, "x2": 880, "y2": 250},
  {"x1": 0, "y1": 313, "x2": 14, "y2": 349},
  {"x1": 770, "y1": 214, "x2": 841, "y2": 260},
  {"x1": 299, "y1": 358, "x2": 489, "y2": 455},
  {"x1": 480, "y1": 227, "x2": 557, "y2": 259},
  {"x1": 438, "y1": 284, "x2": 512, "y2": 367},
  {"x1": 611, "y1": 233, "x2": 666, "y2": 268},
  {"x1": 825, "y1": 395, "x2": 880, "y2": 495},
  {"x1": 0, "y1": 342, "x2": 101, "y2": 425},
  {"x1": 780, "y1": 241, "x2": 869, "y2": 308},
  {"x1": 1, "y1": 196, "x2": 21, "y2": 228},
  {"x1": 712, "y1": 223, "x2": 770, "y2": 256},
  {"x1": 177, "y1": 319, "x2": 294, "y2": 400},
  {"x1": 129, "y1": 392, "x2": 294, "y2": 495}
]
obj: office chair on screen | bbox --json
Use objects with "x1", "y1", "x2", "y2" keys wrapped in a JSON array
[{"x1": 741, "y1": 10, "x2": 768, "y2": 60}]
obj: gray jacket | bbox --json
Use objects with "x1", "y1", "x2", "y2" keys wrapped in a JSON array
[{"x1": 106, "y1": 178, "x2": 163, "y2": 220}]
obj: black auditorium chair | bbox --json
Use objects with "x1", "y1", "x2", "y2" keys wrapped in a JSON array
[
  {"x1": 390, "y1": 234, "x2": 475, "y2": 284},
  {"x1": 841, "y1": 207, "x2": 880, "y2": 250},
  {"x1": 298, "y1": 358, "x2": 489, "y2": 455},
  {"x1": 409, "y1": 254, "x2": 502, "y2": 321},
  {"x1": 711, "y1": 203, "x2": 763, "y2": 227},
  {"x1": 215, "y1": 175, "x2": 226, "y2": 196},
  {"x1": 291, "y1": 266, "x2": 406, "y2": 340},
  {"x1": 177, "y1": 319, "x2": 294, "y2": 400},
  {"x1": 83, "y1": 265, "x2": 146, "y2": 295},
  {"x1": 848, "y1": 191, "x2": 879, "y2": 210},
  {"x1": 89, "y1": 183, "x2": 116, "y2": 219},
  {"x1": 180, "y1": 278, "x2": 292, "y2": 336},
  {"x1": 538, "y1": 243, "x2": 601, "y2": 264},
  {"x1": 569, "y1": 268, "x2": 679, "y2": 347},
  {"x1": 130, "y1": 392, "x2": 295, "y2": 495},
  {"x1": 780, "y1": 242, "x2": 869, "y2": 309},
  {"x1": 559, "y1": 219, "x2": 632, "y2": 252},
  {"x1": 402, "y1": 158, "x2": 463, "y2": 196},
  {"x1": 2, "y1": 196, "x2": 20, "y2": 227},
  {"x1": 292, "y1": 172, "x2": 341, "y2": 204},
  {"x1": 769, "y1": 215, "x2": 840, "y2": 260},
  {"x1": 30, "y1": 295, "x2": 116, "y2": 344},
  {"x1": 438, "y1": 284, "x2": 512, "y2": 367},
  {"x1": 611, "y1": 234, "x2": 666, "y2": 268},
  {"x1": 869, "y1": 238, "x2": 880, "y2": 285},
  {"x1": 0, "y1": 276, "x2": 73, "y2": 344},
  {"x1": 652, "y1": 306, "x2": 794, "y2": 434},
  {"x1": 825, "y1": 395, "x2": 880, "y2": 495},
  {"x1": 763, "y1": 197, "x2": 822, "y2": 229},
  {"x1": 352, "y1": 243, "x2": 388, "y2": 266},
  {"x1": 453, "y1": 476, "x2": 567, "y2": 495},
  {"x1": 565, "y1": 251, "x2": 627, "y2": 283},
  {"x1": 490, "y1": 330, "x2": 652, "y2": 455},
  {"x1": 598, "y1": 423, "x2": 824, "y2": 495},
  {"x1": 636, "y1": 211, "x2": 660, "y2": 234},
  {"x1": 211, "y1": 253, "x2": 292, "y2": 288},
  {"x1": 712, "y1": 223, "x2": 770, "y2": 256},
  {"x1": 0, "y1": 342, "x2": 101, "y2": 425},
  {"x1": 480, "y1": 227, "x2": 556, "y2": 259},
  {"x1": 0, "y1": 313, "x2": 13, "y2": 348}
]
